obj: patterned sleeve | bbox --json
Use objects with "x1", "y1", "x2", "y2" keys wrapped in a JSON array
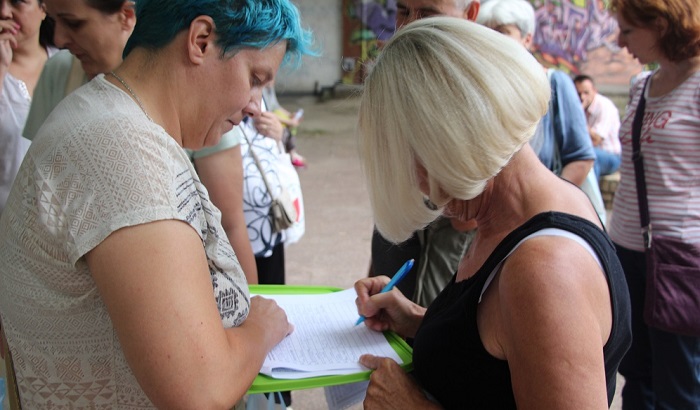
[{"x1": 27, "y1": 111, "x2": 196, "y2": 265}]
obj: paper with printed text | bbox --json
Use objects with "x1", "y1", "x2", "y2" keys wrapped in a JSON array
[{"x1": 252, "y1": 288, "x2": 403, "y2": 379}]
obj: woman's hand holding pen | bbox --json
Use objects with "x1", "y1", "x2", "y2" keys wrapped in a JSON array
[
  {"x1": 354, "y1": 277, "x2": 426, "y2": 339},
  {"x1": 360, "y1": 354, "x2": 441, "y2": 410}
]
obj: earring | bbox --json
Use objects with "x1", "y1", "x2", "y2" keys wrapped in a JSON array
[{"x1": 423, "y1": 197, "x2": 438, "y2": 211}]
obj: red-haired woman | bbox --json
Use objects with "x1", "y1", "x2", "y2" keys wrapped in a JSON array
[{"x1": 608, "y1": 0, "x2": 700, "y2": 408}]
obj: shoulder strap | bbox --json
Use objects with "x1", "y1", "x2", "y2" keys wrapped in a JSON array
[
  {"x1": 473, "y1": 212, "x2": 611, "y2": 295},
  {"x1": 546, "y1": 69, "x2": 563, "y2": 176},
  {"x1": 240, "y1": 124, "x2": 277, "y2": 199},
  {"x1": 480, "y1": 224, "x2": 604, "y2": 301},
  {"x1": 631, "y1": 76, "x2": 652, "y2": 248}
]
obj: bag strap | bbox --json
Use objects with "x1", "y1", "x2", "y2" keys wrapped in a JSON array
[
  {"x1": 546, "y1": 69, "x2": 563, "y2": 176},
  {"x1": 240, "y1": 124, "x2": 278, "y2": 201},
  {"x1": 631, "y1": 76, "x2": 652, "y2": 249}
]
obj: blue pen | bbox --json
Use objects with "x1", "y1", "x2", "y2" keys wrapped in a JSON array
[{"x1": 355, "y1": 259, "x2": 415, "y2": 326}]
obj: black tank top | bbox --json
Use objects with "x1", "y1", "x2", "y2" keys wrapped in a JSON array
[{"x1": 412, "y1": 212, "x2": 631, "y2": 409}]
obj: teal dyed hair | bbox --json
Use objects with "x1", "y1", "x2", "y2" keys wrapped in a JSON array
[{"x1": 123, "y1": 0, "x2": 314, "y2": 66}]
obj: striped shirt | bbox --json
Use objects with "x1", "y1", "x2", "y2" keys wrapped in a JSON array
[{"x1": 609, "y1": 71, "x2": 700, "y2": 251}]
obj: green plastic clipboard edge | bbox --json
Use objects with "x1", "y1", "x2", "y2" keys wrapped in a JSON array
[{"x1": 247, "y1": 284, "x2": 414, "y2": 394}]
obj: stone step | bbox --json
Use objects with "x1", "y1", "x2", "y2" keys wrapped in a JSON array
[{"x1": 600, "y1": 172, "x2": 620, "y2": 210}]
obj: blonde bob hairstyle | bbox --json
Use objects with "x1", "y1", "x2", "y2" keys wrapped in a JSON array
[{"x1": 358, "y1": 17, "x2": 550, "y2": 243}]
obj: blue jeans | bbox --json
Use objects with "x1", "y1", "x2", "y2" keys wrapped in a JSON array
[
  {"x1": 594, "y1": 147, "x2": 621, "y2": 179},
  {"x1": 615, "y1": 244, "x2": 700, "y2": 410}
]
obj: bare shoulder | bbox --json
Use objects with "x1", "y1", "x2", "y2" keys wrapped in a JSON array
[
  {"x1": 484, "y1": 235, "x2": 613, "y2": 408},
  {"x1": 483, "y1": 234, "x2": 612, "y2": 355},
  {"x1": 476, "y1": 234, "x2": 612, "y2": 409},
  {"x1": 501, "y1": 234, "x2": 605, "y2": 294}
]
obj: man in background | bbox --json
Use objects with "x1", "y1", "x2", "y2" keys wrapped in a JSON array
[
  {"x1": 396, "y1": 0, "x2": 479, "y2": 27},
  {"x1": 574, "y1": 74, "x2": 622, "y2": 179}
]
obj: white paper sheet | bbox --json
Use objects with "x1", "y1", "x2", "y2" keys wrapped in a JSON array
[{"x1": 253, "y1": 288, "x2": 403, "y2": 379}]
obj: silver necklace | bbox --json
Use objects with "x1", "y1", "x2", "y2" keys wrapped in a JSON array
[{"x1": 109, "y1": 71, "x2": 154, "y2": 123}]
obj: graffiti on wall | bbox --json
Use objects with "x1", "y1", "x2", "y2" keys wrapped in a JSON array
[
  {"x1": 533, "y1": 0, "x2": 617, "y2": 71},
  {"x1": 531, "y1": 0, "x2": 641, "y2": 85},
  {"x1": 341, "y1": 0, "x2": 641, "y2": 87},
  {"x1": 341, "y1": 0, "x2": 396, "y2": 84}
]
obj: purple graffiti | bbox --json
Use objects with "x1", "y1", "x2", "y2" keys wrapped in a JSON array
[
  {"x1": 353, "y1": 0, "x2": 397, "y2": 41},
  {"x1": 532, "y1": 0, "x2": 620, "y2": 69}
]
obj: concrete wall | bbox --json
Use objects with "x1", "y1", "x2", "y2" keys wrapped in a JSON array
[{"x1": 274, "y1": 0, "x2": 344, "y2": 94}]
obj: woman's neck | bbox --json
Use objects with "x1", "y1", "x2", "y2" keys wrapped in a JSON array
[
  {"x1": 474, "y1": 147, "x2": 547, "y2": 231},
  {"x1": 9, "y1": 37, "x2": 48, "y2": 96},
  {"x1": 651, "y1": 55, "x2": 700, "y2": 96},
  {"x1": 11, "y1": 31, "x2": 46, "y2": 62},
  {"x1": 111, "y1": 51, "x2": 181, "y2": 142}
]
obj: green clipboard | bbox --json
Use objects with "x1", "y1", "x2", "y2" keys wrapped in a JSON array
[{"x1": 247, "y1": 284, "x2": 414, "y2": 394}]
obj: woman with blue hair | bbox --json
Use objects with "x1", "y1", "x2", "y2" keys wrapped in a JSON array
[{"x1": 0, "y1": 0, "x2": 313, "y2": 408}]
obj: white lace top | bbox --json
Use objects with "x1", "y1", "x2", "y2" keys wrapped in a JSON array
[{"x1": 0, "y1": 75, "x2": 249, "y2": 408}]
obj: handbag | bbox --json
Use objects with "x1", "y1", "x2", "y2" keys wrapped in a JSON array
[
  {"x1": 241, "y1": 128, "x2": 297, "y2": 233},
  {"x1": 276, "y1": 151, "x2": 305, "y2": 245},
  {"x1": 631, "y1": 76, "x2": 700, "y2": 336}
]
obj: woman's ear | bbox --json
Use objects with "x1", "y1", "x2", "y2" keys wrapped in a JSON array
[
  {"x1": 416, "y1": 162, "x2": 430, "y2": 196},
  {"x1": 654, "y1": 16, "x2": 668, "y2": 36},
  {"x1": 121, "y1": 1, "x2": 137, "y2": 32},
  {"x1": 522, "y1": 32, "x2": 534, "y2": 50},
  {"x1": 187, "y1": 15, "x2": 215, "y2": 64},
  {"x1": 465, "y1": 1, "x2": 480, "y2": 22}
]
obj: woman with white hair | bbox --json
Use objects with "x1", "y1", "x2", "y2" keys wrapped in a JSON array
[
  {"x1": 477, "y1": 0, "x2": 596, "y2": 190},
  {"x1": 354, "y1": 17, "x2": 631, "y2": 409}
]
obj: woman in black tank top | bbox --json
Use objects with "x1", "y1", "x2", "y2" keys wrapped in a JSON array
[{"x1": 354, "y1": 17, "x2": 631, "y2": 409}]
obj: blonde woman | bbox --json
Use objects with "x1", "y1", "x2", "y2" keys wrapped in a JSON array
[{"x1": 354, "y1": 18, "x2": 631, "y2": 409}]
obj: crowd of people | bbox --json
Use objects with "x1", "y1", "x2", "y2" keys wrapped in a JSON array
[{"x1": 1, "y1": 0, "x2": 699, "y2": 408}]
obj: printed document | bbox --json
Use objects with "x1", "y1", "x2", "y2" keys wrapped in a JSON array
[{"x1": 252, "y1": 288, "x2": 404, "y2": 379}]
